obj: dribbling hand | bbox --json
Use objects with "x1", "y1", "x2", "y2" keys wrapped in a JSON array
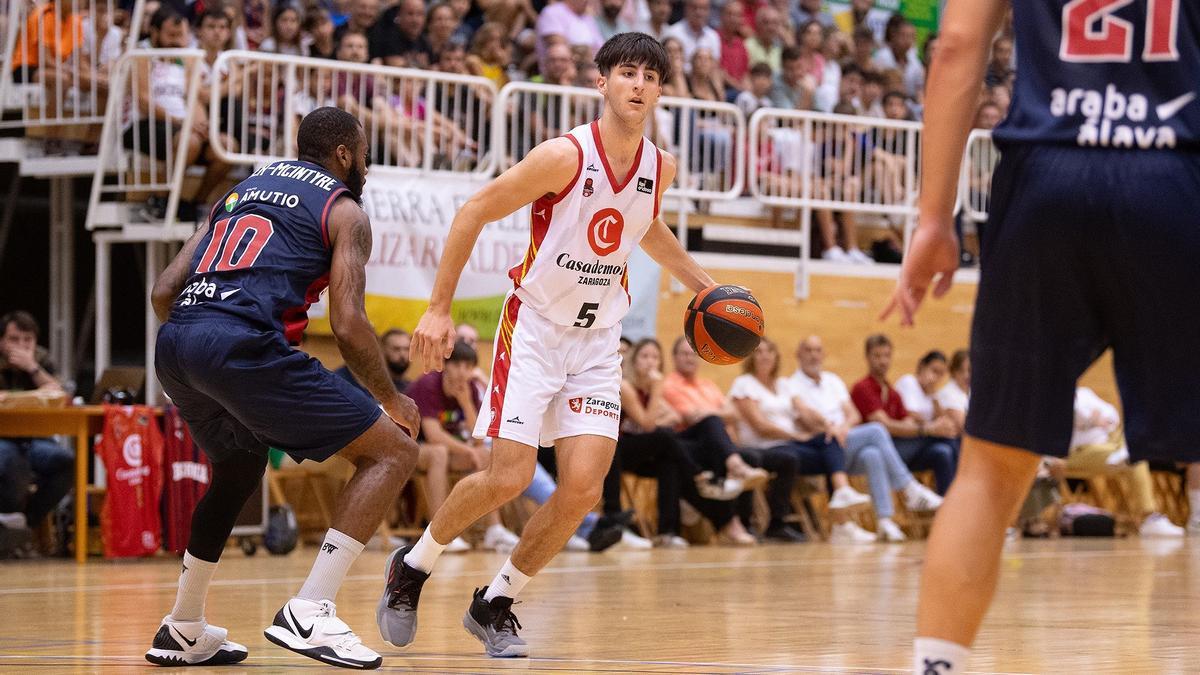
[
  {"x1": 881, "y1": 222, "x2": 960, "y2": 327},
  {"x1": 410, "y1": 310, "x2": 456, "y2": 373}
]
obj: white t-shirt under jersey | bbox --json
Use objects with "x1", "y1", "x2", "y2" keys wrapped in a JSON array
[
  {"x1": 510, "y1": 121, "x2": 662, "y2": 330},
  {"x1": 729, "y1": 374, "x2": 796, "y2": 449}
]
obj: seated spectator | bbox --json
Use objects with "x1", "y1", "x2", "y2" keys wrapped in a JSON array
[
  {"x1": 789, "y1": 336, "x2": 943, "y2": 542},
  {"x1": 337, "y1": 0, "x2": 381, "y2": 54},
  {"x1": 303, "y1": 8, "x2": 337, "y2": 59},
  {"x1": 834, "y1": 0, "x2": 887, "y2": 43},
  {"x1": 894, "y1": 350, "x2": 951, "y2": 428},
  {"x1": 717, "y1": 0, "x2": 750, "y2": 95},
  {"x1": 937, "y1": 350, "x2": 970, "y2": 436},
  {"x1": 795, "y1": 20, "x2": 827, "y2": 89},
  {"x1": 859, "y1": 69, "x2": 885, "y2": 117},
  {"x1": 337, "y1": 328, "x2": 412, "y2": 392},
  {"x1": 851, "y1": 335, "x2": 957, "y2": 494},
  {"x1": 975, "y1": 100, "x2": 1003, "y2": 130},
  {"x1": 794, "y1": 0, "x2": 834, "y2": 30},
  {"x1": 535, "y1": 0, "x2": 603, "y2": 70},
  {"x1": 641, "y1": 0, "x2": 672, "y2": 42},
  {"x1": 814, "y1": 28, "x2": 848, "y2": 112},
  {"x1": 985, "y1": 35, "x2": 1014, "y2": 87},
  {"x1": 607, "y1": 339, "x2": 749, "y2": 548},
  {"x1": 466, "y1": 22, "x2": 511, "y2": 87},
  {"x1": 0, "y1": 312, "x2": 73, "y2": 538},
  {"x1": 406, "y1": 340, "x2": 522, "y2": 552},
  {"x1": 660, "y1": 38, "x2": 690, "y2": 98},
  {"x1": 849, "y1": 24, "x2": 877, "y2": 77},
  {"x1": 872, "y1": 15, "x2": 923, "y2": 101},
  {"x1": 664, "y1": 0, "x2": 721, "y2": 72},
  {"x1": 833, "y1": 63, "x2": 864, "y2": 114},
  {"x1": 1047, "y1": 387, "x2": 1182, "y2": 538},
  {"x1": 688, "y1": 48, "x2": 725, "y2": 102},
  {"x1": 769, "y1": 47, "x2": 814, "y2": 110},
  {"x1": 11, "y1": 0, "x2": 86, "y2": 83},
  {"x1": 735, "y1": 62, "x2": 774, "y2": 117},
  {"x1": 129, "y1": 8, "x2": 233, "y2": 217},
  {"x1": 986, "y1": 81, "x2": 1011, "y2": 116},
  {"x1": 523, "y1": 460, "x2": 624, "y2": 551},
  {"x1": 259, "y1": 5, "x2": 307, "y2": 55},
  {"x1": 376, "y1": 0, "x2": 434, "y2": 68},
  {"x1": 530, "y1": 42, "x2": 575, "y2": 86},
  {"x1": 745, "y1": 6, "x2": 785, "y2": 74},
  {"x1": 730, "y1": 338, "x2": 876, "y2": 544},
  {"x1": 595, "y1": 0, "x2": 632, "y2": 41},
  {"x1": 664, "y1": 338, "x2": 801, "y2": 542},
  {"x1": 425, "y1": 1, "x2": 464, "y2": 63}
]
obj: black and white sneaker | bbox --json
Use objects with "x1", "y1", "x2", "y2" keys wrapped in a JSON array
[
  {"x1": 264, "y1": 598, "x2": 382, "y2": 670},
  {"x1": 144, "y1": 616, "x2": 248, "y2": 666}
]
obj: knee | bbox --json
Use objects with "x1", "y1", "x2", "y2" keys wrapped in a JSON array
[
  {"x1": 862, "y1": 422, "x2": 890, "y2": 446},
  {"x1": 486, "y1": 460, "x2": 535, "y2": 501},
  {"x1": 857, "y1": 445, "x2": 882, "y2": 470},
  {"x1": 554, "y1": 478, "x2": 604, "y2": 515}
]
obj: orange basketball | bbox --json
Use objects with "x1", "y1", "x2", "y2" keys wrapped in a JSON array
[{"x1": 683, "y1": 285, "x2": 764, "y2": 365}]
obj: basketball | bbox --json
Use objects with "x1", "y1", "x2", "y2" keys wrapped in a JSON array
[{"x1": 684, "y1": 285, "x2": 765, "y2": 365}]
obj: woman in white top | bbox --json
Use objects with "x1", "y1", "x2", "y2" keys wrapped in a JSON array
[
  {"x1": 937, "y1": 350, "x2": 970, "y2": 436},
  {"x1": 729, "y1": 339, "x2": 874, "y2": 542},
  {"x1": 259, "y1": 5, "x2": 308, "y2": 56},
  {"x1": 894, "y1": 350, "x2": 950, "y2": 425}
]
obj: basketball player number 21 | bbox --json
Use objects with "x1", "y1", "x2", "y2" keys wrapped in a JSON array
[
  {"x1": 1061, "y1": 0, "x2": 1179, "y2": 63},
  {"x1": 195, "y1": 215, "x2": 276, "y2": 273}
]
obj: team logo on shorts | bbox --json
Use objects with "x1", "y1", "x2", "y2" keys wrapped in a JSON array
[
  {"x1": 224, "y1": 192, "x2": 239, "y2": 212},
  {"x1": 587, "y1": 208, "x2": 624, "y2": 256},
  {"x1": 582, "y1": 177, "x2": 594, "y2": 197},
  {"x1": 569, "y1": 397, "x2": 583, "y2": 413}
]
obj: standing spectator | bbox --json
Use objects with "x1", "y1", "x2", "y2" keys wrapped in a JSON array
[
  {"x1": 535, "y1": 0, "x2": 603, "y2": 67},
  {"x1": 334, "y1": 0, "x2": 380, "y2": 52},
  {"x1": 872, "y1": 15, "x2": 924, "y2": 101},
  {"x1": 769, "y1": 47, "x2": 814, "y2": 109},
  {"x1": 337, "y1": 329, "x2": 412, "y2": 393},
  {"x1": 595, "y1": 0, "x2": 632, "y2": 42},
  {"x1": 735, "y1": 62, "x2": 774, "y2": 116},
  {"x1": 729, "y1": 339, "x2": 875, "y2": 544},
  {"x1": 717, "y1": 0, "x2": 750, "y2": 94},
  {"x1": 375, "y1": 0, "x2": 434, "y2": 68},
  {"x1": 0, "y1": 312, "x2": 72, "y2": 536},
  {"x1": 793, "y1": 0, "x2": 834, "y2": 30},
  {"x1": 406, "y1": 341, "x2": 522, "y2": 552},
  {"x1": 937, "y1": 350, "x2": 970, "y2": 436},
  {"x1": 303, "y1": 8, "x2": 337, "y2": 59},
  {"x1": 662, "y1": 338, "x2": 799, "y2": 542},
  {"x1": 789, "y1": 335, "x2": 943, "y2": 541},
  {"x1": 259, "y1": 5, "x2": 306, "y2": 56},
  {"x1": 851, "y1": 335, "x2": 957, "y2": 494},
  {"x1": 745, "y1": 5, "x2": 784, "y2": 73},
  {"x1": 834, "y1": 0, "x2": 888, "y2": 42},
  {"x1": 985, "y1": 35, "x2": 1014, "y2": 87},
  {"x1": 664, "y1": 0, "x2": 721, "y2": 72},
  {"x1": 425, "y1": 2, "x2": 464, "y2": 63},
  {"x1": 642, "y1": 0, "x2": 672, "y2": 41}
]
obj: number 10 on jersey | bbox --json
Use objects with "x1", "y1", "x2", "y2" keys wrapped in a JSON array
[{"x1": 1061, "y1": 0, "x2": 1179, "y2": 63}]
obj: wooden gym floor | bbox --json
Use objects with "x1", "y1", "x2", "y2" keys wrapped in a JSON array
[{"x1": 1, "y1": 538, "x2": 1197, "y2": 673}]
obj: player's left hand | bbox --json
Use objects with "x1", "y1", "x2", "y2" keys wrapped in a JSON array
[
  {"x1": 880, "y1": 223, "x2": 960, "y2": 326},
  {"x1": 384, "y1": 395, "x2": 422, "y2": 439}
]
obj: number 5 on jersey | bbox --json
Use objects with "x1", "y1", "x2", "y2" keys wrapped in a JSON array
[
  {"x1": 1061, "y1": 0, "x2": 1179, "y2": 63},
  {"x1": 196, "y1": 215, "x2": 276, "y2": 273}
]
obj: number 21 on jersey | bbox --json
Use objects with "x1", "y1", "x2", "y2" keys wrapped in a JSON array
[
  {"x1": 196, "y1": 215, "x2": 276, "y2": 273},
  {"x1": 1061, "y1": 0, "x2": 1179, "y2": 63}
]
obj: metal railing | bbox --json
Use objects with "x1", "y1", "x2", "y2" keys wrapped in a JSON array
[
  {"x1": 85, "y1": 48, "x2": 205, "y2": 230},
  {"x1": 208, "y1": 50, "x2": 498, "y2": 176},
  {"x1": 959, "y1": 129, "x2": 998, "y2": 224}
]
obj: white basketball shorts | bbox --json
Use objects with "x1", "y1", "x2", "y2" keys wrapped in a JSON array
[{"x1": 472, "y1": 292, "x2": 623, "y2": 448}]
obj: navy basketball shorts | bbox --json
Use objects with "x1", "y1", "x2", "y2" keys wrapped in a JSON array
[
  {"x1": 966, "y1": 144, "x2": 1200, "y2": 462},
  {"x1": 155, "y1": 320, "x2": 382, "y2": 463}
]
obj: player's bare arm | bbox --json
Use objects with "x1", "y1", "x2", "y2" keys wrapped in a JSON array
[
  {"x1": 327, "y1": 197, "x2": 421, "y2": 437},
  {"x1": 637, "y1": 152, "x2": 717, "y2": 294},
  {"x1": 151, "y1": 222, "x2": 212, "y2": 323},
  {"x1": 410, "y1": 136, "x2": 582, "y2": 372},
  {"x1": 882, "y1": 0, "x2": 1007, "y2": 326}
]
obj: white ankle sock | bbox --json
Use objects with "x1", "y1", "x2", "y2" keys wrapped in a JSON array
[
  {"x1": 169, "y1": 551, "x2": 218, "y2": 622},
  {"x1": 483, "y1": 558, "x2": 531, "y2": 601},
  {"x1": 404, "y1": 528, "x2": 448, "y2": 574},
  {"x1": 297, "y1": 529, "x2": 365, "y2": 602},
  {"x1": 913, "y1": 637, "x2": 970, "y2": 675},
  {"x1": 1188, "y1": 489, "x2": 1200, "y2": 519}
]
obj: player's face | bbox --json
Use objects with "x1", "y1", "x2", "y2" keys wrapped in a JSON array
[
  {"x1": 343, "y1": 127, "x2": 370, "y2": 199},
  {"x1": 673, "y1": 342, "x2": 698, "y2": 377},
  {"x1": 918, "y1": 360, "x2": 947, "y2": 391},
  {"x1": 599, "y1": 62, "x2": 661, "y2": 125},
  {"x1": 867, "y1": 345, "x2": 891, "y2": 379}
]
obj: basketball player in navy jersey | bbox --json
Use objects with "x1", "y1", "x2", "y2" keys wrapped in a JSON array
[
  {"x1": 145, "y1": 107, "x2": 421, "y2": 670},
  {"x1": 884, "y1": 1, "x2": 1198, "y2": 673}
]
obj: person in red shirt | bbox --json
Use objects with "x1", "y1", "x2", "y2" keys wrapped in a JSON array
[
  {"x1": 850, "y1": 334, "x2": 957, "y2": 493},
  {"x1": 717, "y1": 0, "x2": 750, "y2": 94}
]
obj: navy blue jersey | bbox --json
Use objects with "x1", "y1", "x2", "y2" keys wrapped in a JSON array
[
  {"x1": 996, "y1": 0, "x2": 1199, "y2": 150},
  {"x1": 171, "y1": 160, "x2": 350, "y2": 344}
]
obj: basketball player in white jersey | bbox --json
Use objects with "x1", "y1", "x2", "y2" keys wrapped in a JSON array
[{"x1": 375, "y1": 33, "x2": 727, "y2": 657}]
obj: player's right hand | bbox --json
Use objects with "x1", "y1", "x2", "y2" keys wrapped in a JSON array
[
  {"x1": 880, "y1": 221, "x2": 960, "y2": 327},
  {"x1": 411, "y1": 309, "x2": 456, "y2": 373}
]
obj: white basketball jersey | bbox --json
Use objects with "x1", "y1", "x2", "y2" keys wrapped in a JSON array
[{"x1": 508, "y1": 121, "x2": 662, "y2": 329}]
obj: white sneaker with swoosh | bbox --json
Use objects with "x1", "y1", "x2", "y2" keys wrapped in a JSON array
[
  {"x1": 145, "y1": 615, "x2": 248, "y2": 666},
  {"x1": 264, "y1": 598, "x2": 382, "y2": 669}
]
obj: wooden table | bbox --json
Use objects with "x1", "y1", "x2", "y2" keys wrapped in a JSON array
[{"x1": 0, "y1": 406, "x2": 107, "y2": 563}]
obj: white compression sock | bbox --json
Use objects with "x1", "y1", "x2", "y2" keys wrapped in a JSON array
[
  {"x1": 404, "y1": 528, "x2": 448, "y2": 574},
  {"x1": 169, "y1": 551, "x2": 218, "y2": 622},
  {"x1": 483, "y1": 558, "x2": 532, "y2": 601},
  {"x1": 297, "y1": 529, "x2": 365, "y2": 602},
  {"x1": 913, "y1": 637, "x2": 970, "y2": 675}
]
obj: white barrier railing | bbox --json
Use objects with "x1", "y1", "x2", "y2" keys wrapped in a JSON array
[
  {"x1": 208, "y1": 50, "x2": 498, "y2": 177},
  {"x1": 494, "y1": 82, "x2": 745, "y2": 200},
  {"x1": 85, "y1": 48, "x2": 205, "y2": 230},
  {"x1": 0, "y1": 0, "x2": 140, "y2": 132},
  {"x1": 960, "y1": 129, "x2": 997, "y2": 224}
]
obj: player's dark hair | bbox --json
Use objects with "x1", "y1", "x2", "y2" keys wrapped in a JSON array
[
  {"x1": 918, "y1": 350, "x2": 947, "y2": 370},
  {"x1": 196, "y1": 8, "x2": 231, "y2": 28},
  {"x1": 151, "y1": 6, "x2": 185, "y2": 31},
  {"x1": 446, "y1": 339, "x2": 478, "y2": 366},
  {"x1": 594, "y1": 33, "x2": 672, "y2": 84},
  {"x1": 297, "y1": 107, "x2": 362, "y2": 166},
  {"x1": 0, "y1": 310, "x2": 39, "y2": 338},
  {"x1": 749, "y1": 62, "x2": 773, "y2": 78},
  {"x1": 864, "y1": 333, "x2": 892, "y2": 355},
  {"x1": 949, "y1": 349, "x2": 969, "y2": 375}
]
